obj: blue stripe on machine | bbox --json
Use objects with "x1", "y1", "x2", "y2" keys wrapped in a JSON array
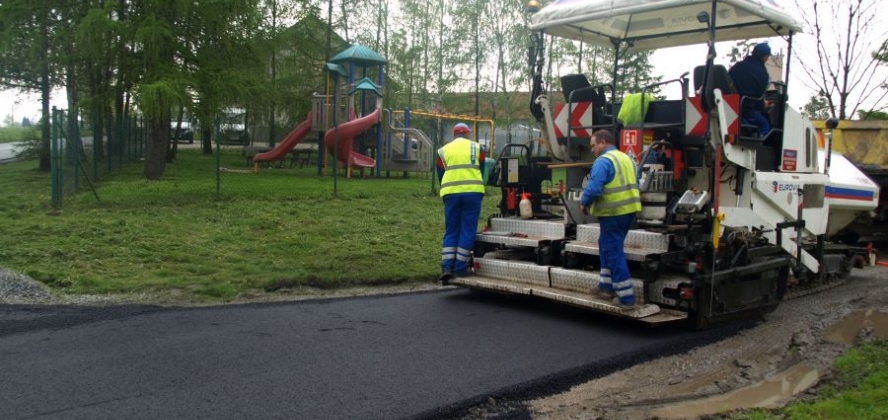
[{"x1": 825, "y1": 186, "x2": 874, "y2": 201}]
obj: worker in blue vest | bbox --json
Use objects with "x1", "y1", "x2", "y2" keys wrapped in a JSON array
[
  {"x1": 580, "y1": 130, "x2": 642, "y2": 307},
  {"x1": 437, "y1": 123, "x2": 486, "y2": 283}
]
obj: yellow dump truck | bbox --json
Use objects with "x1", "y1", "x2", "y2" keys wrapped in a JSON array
[{"x1": 813, "y1": 120, "x2": 888, "y2": 237}]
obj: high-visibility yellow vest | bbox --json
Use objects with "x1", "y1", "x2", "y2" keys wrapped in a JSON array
[
  {"x1": 438, "y1": 138, "x2": 485, "y2": 197},
  {"x1": 592, "y1": 149, "x2": 642, "y2": 217}
]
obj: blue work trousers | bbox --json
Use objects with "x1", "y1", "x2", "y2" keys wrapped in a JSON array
[
  {"x1": 597, "y1": 213, "x2": 636, "y2": 304},
  {"x1": 441, "y1": 192, "x2": 483, "y2": 275},
  {"x1": 741, "y1": 108, "x2": 770, "y2": 136}
]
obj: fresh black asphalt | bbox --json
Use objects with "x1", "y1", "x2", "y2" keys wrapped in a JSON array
[{"x1": 0, "y1": 288, "x2": 742, "y2": 420}]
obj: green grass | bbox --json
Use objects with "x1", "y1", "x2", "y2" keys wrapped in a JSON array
[
  {"x1": 721, "y1": 340, "x2": 888, "y2": 420},
  {"x1": 0, "y1": 149, "x2": 501, "y2": 302},
  {"x1": 0, "y1": 126, "x2": 40, "y2": 143}
]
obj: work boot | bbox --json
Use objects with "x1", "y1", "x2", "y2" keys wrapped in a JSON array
[
  {"x1": 593, "y1": 283, "x2": 616, "y2": 299},
  {"x1": 439, "y1": 272, "x2": 454, "y2": 285},
  {"x1": 612, "y1": 296, "x2": 637, "y2": 309}
]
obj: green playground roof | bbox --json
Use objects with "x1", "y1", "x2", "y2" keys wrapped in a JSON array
[
  {"x1": 348, "y1": 77, "x2": 383, "y2": 96},
  {"x1": 329, "y1": 44, "x2": 387, "y2": 66},
  {"x1": 325, "y1": 62, "x2": 348, "y2": 78}
]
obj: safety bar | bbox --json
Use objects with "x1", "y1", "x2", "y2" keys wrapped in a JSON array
[
  {"x1": 638, "y1": 72, "x2": 689, "y2": 136},
  {"x1": 566, "y1": 83, "x2": 617, "y2": 144}
]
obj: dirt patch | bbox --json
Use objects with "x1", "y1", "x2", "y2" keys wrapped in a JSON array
[{"x1": 526, "y1": 266, "x2": 888, "y2": 420}]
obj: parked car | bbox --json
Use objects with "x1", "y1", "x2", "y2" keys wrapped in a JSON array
[
  {"x1": 219, "y1": 108, "x2": 250, "y2": 145},
  {"x1": 171, "y1": 118, "x2": 195, "y2": 144}
]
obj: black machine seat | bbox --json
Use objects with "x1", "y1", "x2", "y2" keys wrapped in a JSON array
[
  {"x1": 693, "y1": 64, "x2": 783, "y2": 145},
  {"x1": 693, "y1": 64, "x2": 736, "y2": 94},
  {"x1": 561, "y1": 74, "x2": 603, "y2": 104},
  {"x1": 559, "y1": 73, "x2": 617, "y2": 133}
]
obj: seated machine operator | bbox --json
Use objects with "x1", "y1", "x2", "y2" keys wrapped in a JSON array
[{"x1": 728, "y1": 43, "x2": 772, "y2": 136}]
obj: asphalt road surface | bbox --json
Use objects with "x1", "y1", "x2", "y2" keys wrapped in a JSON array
[
  {"x1": 0, "y1": 289, "x2": 737, "y2": 420},
  {"x1": 0, "y1": 142, "x2": 25, "y2": 163}
]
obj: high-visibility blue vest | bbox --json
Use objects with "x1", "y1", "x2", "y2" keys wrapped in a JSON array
[{"x1": 438, "y1": 138, "x2": 484, "y2": 197}]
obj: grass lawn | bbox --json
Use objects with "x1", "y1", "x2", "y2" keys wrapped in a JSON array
[
  {"x1": 0, "y1": 148, "x2": 501, "y2": 302},
  {"x1": 0, "y1": 126, "x2": 39, "y2": 143},
  {"x1": 722, "y1": 340, "x2": 888, "y2": 420}
]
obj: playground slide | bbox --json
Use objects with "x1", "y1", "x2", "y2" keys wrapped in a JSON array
[
  {"x1": 323, "y1": 108, "x2": 380, "y2": 168},
  {"x1": 252, "y1": 113, "x2": 313, "y2": 163}
]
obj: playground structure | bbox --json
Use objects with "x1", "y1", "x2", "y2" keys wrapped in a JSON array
[
  {"x1": 392, "y1": 110, "x2": 496, "y2": 155},
  {"x1": 253, "y1": 45, "x2": 468, "y2": 179}
]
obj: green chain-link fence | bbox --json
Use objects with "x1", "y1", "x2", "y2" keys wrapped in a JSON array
[
  {"x1": 50, "y1": 107, "x2": 146, "y2": 207},
  {"x1": 46, "y1": 106, "x2": 547, "y2": 208}
]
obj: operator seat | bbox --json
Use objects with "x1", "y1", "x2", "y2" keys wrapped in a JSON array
[
  {"x1": 693, "y1": 65, "x2": 773, "y2": 143},
  {"x1": 694, "y1": 65, "x2": 783, "y2": 170},
  {"x1": 560, "y1": 73, "x2": 615, "y2": 129}
]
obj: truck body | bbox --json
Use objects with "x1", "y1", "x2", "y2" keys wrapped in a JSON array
[{"x1": 813, "y1": 120, "x2": 888, "y2": 235}]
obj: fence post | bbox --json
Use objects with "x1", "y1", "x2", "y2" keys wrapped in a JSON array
[
  {"x1": 50, "y1": 107, "x2": 61, "y2": 207},
  {"x1": 215, "y1": 117, "x2": 221, "y2": 200}
]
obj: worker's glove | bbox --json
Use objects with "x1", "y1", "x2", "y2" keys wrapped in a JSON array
[{"x1": 580, "y1": 205, "x2": 589, "y2": 215}]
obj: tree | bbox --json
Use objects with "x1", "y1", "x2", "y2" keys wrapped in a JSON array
[
  {"x1": 858, "y1": 109, "x2": 888, "y2": 120},
  {"x1": 802, "y1": 92, "x2": 832, "y2": 120},
  {"x1": 793, "y1": 0, "x2": 888, "y2": 120},
  {"x1": 876, "y1": 39, "x2": 888, "y2": 63},
  {"x1": 0, "y1": 0, "x2": 65, "y2": 171}
]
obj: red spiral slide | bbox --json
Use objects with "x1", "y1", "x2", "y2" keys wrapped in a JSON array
[
  {"x1": 323, "y1": 109, "x2": 379, "y2": 168},
  {"x1": 252, "y1": 113, "x2": 313, "y2": 164}
]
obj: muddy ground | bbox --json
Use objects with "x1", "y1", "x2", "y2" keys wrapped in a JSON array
[{"x1": 525, "y1": 265, "x2": 888, "y2": 420}]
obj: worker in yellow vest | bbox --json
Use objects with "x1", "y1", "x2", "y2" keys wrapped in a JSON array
[
  {"x1": 580, "y1": 129, "x2": 642, "y2": 307},
  {"x1": 437, "y1": 123, "x2": 486, "y2": 283}
]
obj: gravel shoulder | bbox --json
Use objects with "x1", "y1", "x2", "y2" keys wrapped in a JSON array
[
  {"x1": 527, "y1": 266, "x2": 888, "y2": 420},
  {"x1": 0, "y1": 267, "x2": 444, "y2": 307}
]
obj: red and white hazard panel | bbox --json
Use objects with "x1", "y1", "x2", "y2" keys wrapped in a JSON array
[
  {"x1": 553, "y1": 102, "x2": 594, "y2": 138},
  {"x1": 721, "y1": 93, "x2": 740, "y2": 134},
  {"x1": 685, "y1": 97, "x2": 706, "y2": 135}
]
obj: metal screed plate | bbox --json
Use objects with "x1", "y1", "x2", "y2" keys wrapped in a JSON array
[{"x1": 450, "y1": 275, "x2": 686, "y2": 323}]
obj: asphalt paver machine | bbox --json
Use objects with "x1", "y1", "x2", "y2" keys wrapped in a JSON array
[{"x1": 450, "y1": 0, "x2": 880, "y2": 329}]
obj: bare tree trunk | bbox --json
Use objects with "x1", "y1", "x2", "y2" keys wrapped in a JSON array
[
  {"x1": 202, "y1": 127, "x2": 213, "y2": 155},
  {"x1": 474, "y1": 1, "x2": 480, "y2": 117},
  {"x1": 66, "y1": 61, "x2": 80, "y2": 162},
  {"x1": 38, "y1": 2, "x2": 51, "y2": 172},
  {"x1": 269, "y1": 0, "x2": 277, "y2": 145},
  {"x1": 144, "y1": 115, "x2": 169, "y2": 180}
]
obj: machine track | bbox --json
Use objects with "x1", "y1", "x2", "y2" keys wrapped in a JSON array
[{"x1": 784, "y1": 278, "x2": 847, "y2": 300}]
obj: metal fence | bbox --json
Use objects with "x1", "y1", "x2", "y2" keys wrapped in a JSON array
[
  {"x1": 50, "y1": 107, "x2": 146, "y2": 207},
  {"x1": 46, "y1": 106, "x2": 542, "y2": 207}
]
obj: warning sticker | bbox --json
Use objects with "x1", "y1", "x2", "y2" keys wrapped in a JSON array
[{"x1": 782, "y1": 149, "x2": 797, "y2": 171}]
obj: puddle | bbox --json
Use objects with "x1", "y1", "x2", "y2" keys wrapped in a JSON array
[
  {"x1": 822, "y1": 309, "x2": 888, "y2": 344},
  {"x1": 651, "y1": 364, "x2": 820, "y2": 419},
  {"x1": 651, "y1": 310, "x2": 888, "y2": 419}
]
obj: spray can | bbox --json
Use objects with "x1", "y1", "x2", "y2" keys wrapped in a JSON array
[{"x1": 519, "y1": 192, "x2": 533, "y2": 219}]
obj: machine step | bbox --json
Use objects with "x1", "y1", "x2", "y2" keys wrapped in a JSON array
[
  {"x1": 476, "y1": 218, "x2": 567, "y2": 246},
  {"x1": 563, "y1": 242, "x2": 664, "y2": 261},
  {"x1": 475, "y1": 257, "x2": 648, "y2": 301},
  {"x1": 449, "y1": 274, "x2": 686, "y2": 324},
  {"x1": 575, "y1": 223, "x2": 670, "y2": 252}
]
